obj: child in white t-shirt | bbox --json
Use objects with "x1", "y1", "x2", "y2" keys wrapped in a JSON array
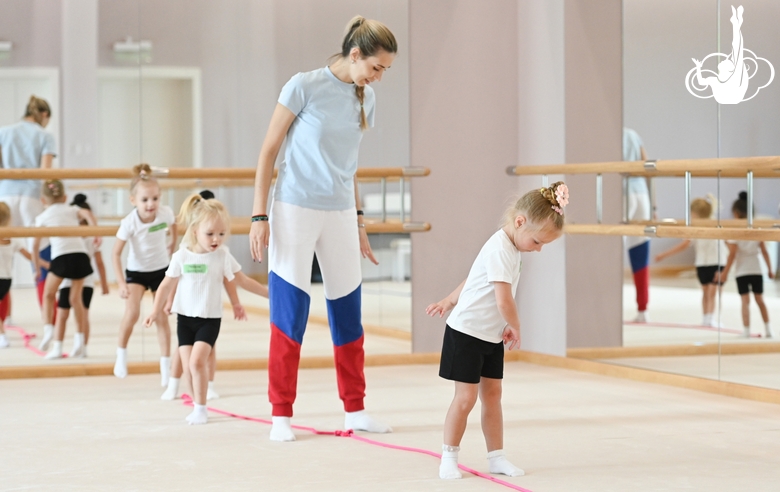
[
  {"x1": 0, "y1": 202, "x2": 33, "y2": 348},
  {"x1": 721, "y1": 192, "x2": 773, "y2": 338},
  {"x1": 33, "y1": 180, "x2": 100, "y2": 352},
  {"x1": 654, "y1": 195, "x2": 727, "y2": 327},
  {"x1": 426, "y1": 182, "x2": 567, "y2": 480},
  {"x1": 145, "y1": 194, "x2": 256, "y2": 425},
  {"x1": 45, "y1": 194, "x2": 109, "y2": 359},
  {"x1": 112, "y1": 164, "x2": 177, "y2": 383}
]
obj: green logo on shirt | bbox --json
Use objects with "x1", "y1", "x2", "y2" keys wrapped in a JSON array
[
  {"x1": 148, "y1": 222, "x2": 167, "y2": 233},
  {"x1": 183, "y1": 264, "x2": 207, "y2": 274}
]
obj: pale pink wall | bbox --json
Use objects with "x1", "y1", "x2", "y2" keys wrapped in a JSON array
[{"x1": 0, "y1": 0, "x2": 61, "y2": 67}]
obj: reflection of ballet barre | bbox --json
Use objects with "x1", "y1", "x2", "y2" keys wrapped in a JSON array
[
  {"x1": 73, "y1": 175, "x2": 410, "y2": 190},
  {"x1": 565, "y1": 224, "x2": 780, "y2": 241},
  {"x1": 0, "y1": 219, "x2": 431, "y2": 238},
  {"x1": 509, "y1": 157, "x2": 780, "y2": 228},
  {"x1": 630, "y1": 218, "x2": 780, "y2": 228}
]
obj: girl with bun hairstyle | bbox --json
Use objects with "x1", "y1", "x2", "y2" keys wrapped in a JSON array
[
  {"x1": 249, "y1": 16, "x2": 396, "y2": 441},
  {"x1": 426, "y1": 182, "x2": 569, "y2": 480},
  {"x1": 45, "y1": 194, "x2": 109, "y2": 359},
  {"x1": 0, "y1": 96, "x2": 57, "y2": 324},
  {"x1": 33, "y1": 180, "x2": 99, "y2": 354},
  {"x1": 112, "y1": 164, "x2": 177, "y2": 383},
  {"x1": 720, "y1": 191, "x2": 774, "y2": 338}
]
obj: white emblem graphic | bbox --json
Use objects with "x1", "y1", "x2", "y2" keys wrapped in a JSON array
[{"x1": 685, "y1": 5, "x2": 774, "y2": 104}]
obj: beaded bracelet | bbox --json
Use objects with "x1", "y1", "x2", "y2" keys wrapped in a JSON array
[{"x1": 251, "y1": 214, "x2": 269, "y2": 222}]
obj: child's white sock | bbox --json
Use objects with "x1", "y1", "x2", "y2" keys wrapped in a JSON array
[
  {"x1": 344, "y1": 410, "x2": 393, "y2": 433},
  {"x1": 38, "y1": 324, "x2": 54, "y2": 351},
  {"x1": 69, "y1": 333, "x2": 85, "y2": 358},
  {"x1": 270, "y1": 416, "x2": 296, "y2": 442},
  {"x1": 160, "y1": 377, "x2": 180, "y2": 401},
  {"x1": 702, "y1": 314, "x2": 712, "y2": 326},
  {"x1": 160, "y1": 356, "x2": 170, "y2": 387},
  {"x1": 113, "y1": 347, "x2": 128, "y2": 378},
  {"x1": 185, "y1": 404, "x2": 208, "y2": 425},
  {"x1": 487, "y1": 449, "x2": 525, "y2": 477},
  {"x1": 742, "y1": 326, "x2": 751, "y2": 338},
  {"x1": 0, "y1": 333, "x2": 9, "y2": 348},
  {"x1": 44, "y1": 341, "x2": 63, "y2": 360},
  {"x1": 765, "y1": 322, "x2": 773, "y2": 338},
  {"x1": 439, "y1": 445, "x2": 462, "y2": 479},
  {"x1": 207, "y1": 381, "x2": 219, "y2": 400}
]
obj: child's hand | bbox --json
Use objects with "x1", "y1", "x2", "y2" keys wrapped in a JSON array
[
  {"x1": 502, "y1": 326, "x2": 520, "y2": 350},
  {"x1": 118, "y1": 283, "x2": 129, "y2": 299},
  {"x1": 654, "y1": 254, "x2": 664, "y2": 263},
  {"x1": 143, "y1": 313, "x2": 156, "y2": 328},
  {"x1": 233, "y1": 304, "x2": 247, "y2": 321},
  {"x1": 769, "y1": 270, "x2": 775, "y2": 280},
  {"x1": 102, "y1": 286, "x2": 109, "y2": 295},
  {"x1": 426, "y1": 299, "x2": 453, "y2": 318},
  {"x1": 163, "y1": 297, "x2": 173, "y2": 315},
  {"x1": 93, "y1": 236, "x2": 102, "y2": 248}
]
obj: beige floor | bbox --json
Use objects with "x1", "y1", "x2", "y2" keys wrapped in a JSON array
[{"x1": 2, "y1": 362, "x2": 779, "y2": 491}]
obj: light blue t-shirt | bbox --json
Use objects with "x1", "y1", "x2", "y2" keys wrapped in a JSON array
[
  {"x1": 274, "y1": 67, "x2": 376, "y2": 211},
  {"x1": 623, "y1": 127, "x2": 648, "y2": 195},
  {"x1": 0, "y1": 120, "x2": 57, "y2": 198}
]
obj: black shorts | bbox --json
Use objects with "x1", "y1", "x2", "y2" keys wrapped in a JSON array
[
  {"x1": 177, "y1": 314, "x2": 221, "y2": 347},
  {"x1": 736, "y1": 275, "x2": 763, "y2": 295},
  {"x1": 125, "y1": 267, "x2": 167, "y2": 292},
  {"x1": 696, "y1": 265, "x2": 724, "y2": 285},
  {"x1": 58, "y1": 287, "x2": 94, "y2": 309},
  {"x1": 49, "y1": 253, "x2": 93, "y2": 280},
  {"x1": 439, "y1": 325, "x2": 504, "y2": 384},
  {"x1": 0, "y1": 278, "x2": 11, "y2": 299}
]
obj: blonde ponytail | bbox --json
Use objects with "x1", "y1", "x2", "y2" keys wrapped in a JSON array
[
  {"x1": 129, "y1": 163, "x2": 159, "y2": 195},
  {"x1": 177, "y1": 193, "x2": 231, "y2": 249},
  {"x1": 24, "y1": 95, "x2": 51, "y2": 126}
]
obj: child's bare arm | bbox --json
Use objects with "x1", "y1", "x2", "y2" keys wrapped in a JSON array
[
  {"x1": 112, "y1": 239, "x2": 129, "y2": 298},
  {"x1": 717, "y1": 243, "x2": 739, "y2": 282},
  {"x1": 655, "y1": 239, "x2": 691, "y2": 263},
  {"x1": 144, "y1": 276, "x2": 178, "y2": 326},
  {"x1": 494, "y1": 281, "x2": 520, "y2": 350},
  {"x1": 19, "y1": 248, "x2": 32, "y2": 262},
  {"x1": 759, "y1": 242, "x2": 774, "y2": 279},
  {"x1": 223, "y1": 277, "x2": 246, "y2": 320},
  {"x1": 426, "y1": 279, "x2": 466, "y2": 318},
  {"x1": 234, "y1": 271, "x2": 268, "y2": 298},
  {"x1": 94, "y1": 250, "x2": 110, "y2": 294},
  {"x1": 32, "y1": 237, "x2": 42, "y2": 281}
]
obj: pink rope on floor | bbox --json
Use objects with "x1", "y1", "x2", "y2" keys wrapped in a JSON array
[
  {"x1": 4, "y1": 325, "x2": 69, "y2": 358},
  {"x1": 181, "y1": 394, "x2": 533, "y2": 492}
]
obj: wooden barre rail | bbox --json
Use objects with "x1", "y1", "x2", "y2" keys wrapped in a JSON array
[
  {"x1": 565, "y1": 223, "x2": 780, "y2": 241},
  {"x1": 632, "y1": 218, "x2": 780, "y2": 228},
  {"x1": 508, "y1": 156, "x2": 780, "y2": 178},
  {"x1": 0, "y1": 219, "x2": 431, "y2": 238},
  {"x1": 74, "y1": 176, "x2": 409, "y2": 190},
  {"x1": 0, "y1": 166, "x2": 430, "y2": 180}
]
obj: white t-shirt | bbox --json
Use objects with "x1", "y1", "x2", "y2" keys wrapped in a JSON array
[
  {"x1": 694, "y1": 239, "x2": 727, "y2": 267},
  {"x1": 61, "y1": 239, "x2": 98, "y2": 289},
  {"x1": 447, "y1": 230, "x2": 523, "y2": 344},
  {"x1": 0, "y1": 238, "x2": 25, "y2": 278},
  {"x1": 34, "y1": 203, "x2": 88, "y2": 259},
  {"x1": 116, "y1": 206, "x2": 175, "y2": 272},
  {"x1": 166, "y1": 247, "x2": 240, "y2": 319},
  {"x1": 727, "y1": 240, "x2": 762, "y2": 277},
  {"x1": 274, "y1": 67, "x2": 376, "y2": 211}
]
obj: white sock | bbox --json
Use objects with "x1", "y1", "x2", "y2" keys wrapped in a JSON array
[
  {"x1": 114, "y1": 347, "x2": 128, "y2": 378},
  {"x1": 487, "y1": 449, "x2": 525, "y2": 477},
  {"x1": 161, "y1": 377, "x2": 180, "y2": 401},
  {"x1": 344, "y1": 410, "x2": 393, "y2": 433},
  {"x1": 765, "y1": 322, "x2": 773, "y2": 338},
  {"x1": 439, "y1": 445, "x2": 462, "y2": 479},
  {"x1": 69, "y1": 333, "x2": 85, "y2": 358},
  {"x1": 160, "y1": 357, "x2": 170, "y2": 387},
  {"x1": 207, "y1": 381, "x2": 219, "y2": 400},
  {"x1": 743, "y1": 326, "x2": 751, "y2": 338},
  {"x1": 38, "y1": 324, "x2": 54, "y2": 351},
  {"x1": 270, "y1": 416, "x2": 296, "y2": 442},
  {"x1": 0, "y1": 334, "x2": 9, "y2": 348},
  {"x1": 185, "y1": 403, "x2": 208, "y2": 425},
  {"x1": 702, "y1": 314, "x2": 712, "y2": 326},
  {"x1": 44, "y1": 341, "x2": 63, "y2": 360}
]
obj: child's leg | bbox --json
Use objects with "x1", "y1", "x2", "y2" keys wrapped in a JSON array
[
  {"x1": 207, "y1": 346, "x2": 219, "y2": 400},
  {"x1": 479, "y1": 377, "x2": 524, "y2": 477},
  {"x1": 44, "y1": 304, "x2": 70, "y2": 359},
  {"x1": 440, "y1": 382, "x2": 478, "y2": 479},
  {"x1": 702, "y1": 284, "x2": 716, "y2": 316},
  {"x1": 151, "y1": 291, "x2": 171, "y2": 387},
  {"x1": 162, "y1": 345, "x2": 183, "y2": 400},
  {"x1": 754, "y1": 293, "x2": 770, "y2": 323},
  {"x1": 740, "y1": 293, "x2": 751, "y2": 333},
  {"x1": 39, "y1": 274, "x2": 63, "y2": 350},
  {"x1": 184, "y1": 342, "x2": 212, "y2": 425},
  {"x1": 118, "y1": 284, "x2": 146, "y2": 348}
]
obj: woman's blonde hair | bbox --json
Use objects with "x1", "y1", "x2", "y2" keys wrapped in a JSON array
[
  {"x1": 690, "y1": 194, "x2": 716, "y2": 219},
  {"x1": 130, "y1": 163, "x2": 159, "y2": 195},
  {"x1": 0, "y1": 202, "x2": 10, "y2": 227},
  {"x1": 334, "y1": 16, "x2": 397, "y2": 130},
  {"x1": 42, "y1": 179, "x2": 65, "y2": 202},
  {"x1": 503, "y1": 181, "x2": 567, "y2": 231},
  {"x1": 177, "y1": 193, "x2": 231, "y2": 250},
  {"x1": 24, "y1": 95, "x2": 51, "y2": 126}
]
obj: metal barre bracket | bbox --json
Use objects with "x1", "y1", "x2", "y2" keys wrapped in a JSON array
[
  {"x1": 151, "y1": 166, "x2": 170, "y2": 177},
  {"x1": 505, "y1": 166, "x2": 517, "y2": 176},
  {"x1": 644, "y1": 160, "x2": 657, "y2": 171},
  {"x1": 402, "y1": 167, "x2": 429, "y2": 177},
  {"x1": 644, "y1": 226, "x2": 657, "y2": 236}
]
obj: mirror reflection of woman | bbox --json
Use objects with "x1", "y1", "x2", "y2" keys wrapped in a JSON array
[
  {"x1": 0, "y1": 96, "x2": 57, "y2": 327},
  {"x1": 249, "y1": 16, "x2": 396, "y2": 442}
]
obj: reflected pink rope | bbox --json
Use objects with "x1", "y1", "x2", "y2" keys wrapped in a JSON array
[
  {"x1": 181, "y1": 394, "x2": 533, "y2": 492},
  {"x1": 5, "y1": 325, "x2": 69, "y2": 358}
]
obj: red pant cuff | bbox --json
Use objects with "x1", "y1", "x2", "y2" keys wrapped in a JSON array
[
  {"x1": 344, "y1": 399, "x2": 364, "y2": 413},
  {"x1": 272, "y1": 404, "x2": 293, "y2": 417}
]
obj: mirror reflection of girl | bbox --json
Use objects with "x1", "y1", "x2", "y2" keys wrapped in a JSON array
[
  {"x1": 720, "y1": 192, "x2": 773, "y2": 338},
  {"x1": 0, "y1": 202, "x2": 34, "y2": 348},
  {"x1": 45, "y1": 194, "x2": 109, "y2": 359},
  {"x1": 654, "y1": 195, "x2": 727, "y2": 327},
  {"x1": 112, "y1": 164, "x2": 177, "y2": 383},
  {"x1": 33, "y1": 180, "x2": 99, "y2": 353}
]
